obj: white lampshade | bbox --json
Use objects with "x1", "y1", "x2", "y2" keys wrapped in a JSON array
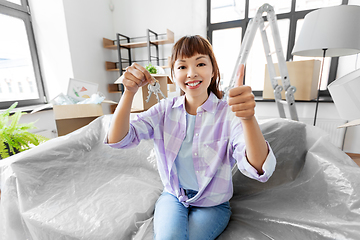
[
  {"x1": 292, "y1": 5, "x2": 360, "y2": 57},
  {"x1": 328, "y1": 68, "x2": 360, "y2": 121}
]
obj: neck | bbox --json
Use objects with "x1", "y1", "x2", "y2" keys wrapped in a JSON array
[{"x1": 185, "y1": 94, "x2": 209, "y2": 115}]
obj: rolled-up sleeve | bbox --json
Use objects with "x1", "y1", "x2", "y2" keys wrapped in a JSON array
[
  {"x1": 237, "y1": 141, "x2": 276, "y2": 182},
  {"x1": 104, "y1": 123, "x2": 138, "y2": 149},
  {"x1": 230, "y1": 116, "x2": 276, "y2": 183},
  {"x1": 103, "y1": 107, "x2": 161, "y2": 149},
  {"x1": 103, "y1": 99, "x2": 168, "y2": 149}
]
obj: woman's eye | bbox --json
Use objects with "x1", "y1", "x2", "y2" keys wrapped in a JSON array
[
  {"x1": 198, "y1": 63, "x2": 206, "y2": 67},
  {"x1": 178, "y1": 66, "x2": 186, "y2": 70}
]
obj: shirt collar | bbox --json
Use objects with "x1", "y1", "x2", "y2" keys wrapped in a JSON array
[
  {"x1": 173, "y1": 94, "x2": 186, "y2": 109},
  {"x1": 172, "y1": 92, "x2": 219, "y2": 114}
]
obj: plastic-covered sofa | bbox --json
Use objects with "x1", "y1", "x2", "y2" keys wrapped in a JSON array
[{"x1": 1, "y1": 115, "x2": 359, "y2": 240}]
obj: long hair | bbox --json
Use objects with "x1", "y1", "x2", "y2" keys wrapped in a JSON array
[{"x1": 170, "y1": 35, "x2": 222, "y2": 99}]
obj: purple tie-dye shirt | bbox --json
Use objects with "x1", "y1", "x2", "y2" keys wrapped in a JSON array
[{"x1": 105, "y1": 92, "x2": 276, "y2": 207}]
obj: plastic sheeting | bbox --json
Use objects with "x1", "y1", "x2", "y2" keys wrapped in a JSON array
[{"x1": 0, "y1": 115, "x2": 360, "y2": 240}]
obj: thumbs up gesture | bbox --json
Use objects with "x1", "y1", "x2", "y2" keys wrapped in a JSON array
[{"x1": 227, "y1": 64, "x2": 256, "y2": 120}]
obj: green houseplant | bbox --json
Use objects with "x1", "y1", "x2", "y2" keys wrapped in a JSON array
[
  {"x1": 0, "y1": 102, "x2": 48, "y2": 159},
  {"x1": 145, "y1": 63, "x2": 158, "y2": 74}
]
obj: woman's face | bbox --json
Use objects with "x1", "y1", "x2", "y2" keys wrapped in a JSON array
[{"x1": 173, "y1": 53, "x2": 214, "y2": 102}]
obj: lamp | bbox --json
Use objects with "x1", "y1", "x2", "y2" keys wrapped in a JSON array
[
  {"x1": 328, "y1": 68, "x2": 360, "y2": 128},
  {"x1": 292, "y1": 5, "x2": 360, "y2": 126}
]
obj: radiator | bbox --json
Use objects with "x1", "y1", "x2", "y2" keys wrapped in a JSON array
[
  {"x1": 31, "y1": 129, "x2": 58, "y2": 139},
  {"x1": 299, "y1": 118, "x2": 347, "y2": 149},
  {"x1": 258, "y1": 117, "x2": 347, "y2": 149}
]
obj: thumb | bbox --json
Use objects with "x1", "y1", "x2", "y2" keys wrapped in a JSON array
[{"x1": 234, "y1": 64, "x2": 245, "y2": 87}]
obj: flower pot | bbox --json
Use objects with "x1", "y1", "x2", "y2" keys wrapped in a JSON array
[{"x1": 0, "y1": 142, "x2": 20, "y2": 160}]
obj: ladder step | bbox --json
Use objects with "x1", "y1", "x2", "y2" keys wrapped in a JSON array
[
  {"x1": 273, "y1": 76, "x2": 282, "y2": 80},
  {"x1": 262, "y1": 23, "x2": 270, "y2": 31},
  {"x1": 268, "y1": 51, "x2": 276, "y2": 56},
  {"x1": 278, "y1": 100, "x2": 288, "y2": 105}
]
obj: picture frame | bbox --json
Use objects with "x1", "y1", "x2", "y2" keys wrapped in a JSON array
[{"x1": 67, "y1": 78, "x2": 99, "y2": 101}]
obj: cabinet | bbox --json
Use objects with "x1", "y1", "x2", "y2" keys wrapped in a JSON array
[{"x1": 103, "y1": 29, "x2": 174, "y2": 113}]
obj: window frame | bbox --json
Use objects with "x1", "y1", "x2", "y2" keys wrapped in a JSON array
[
  {"x1": 0, "y1": 0, "x2": 46, "y2": 109},
  {"x1": 207, "y1": 0, "x2": 348, "y2": 100}
]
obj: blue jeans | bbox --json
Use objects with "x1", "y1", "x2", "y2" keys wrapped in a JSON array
[{"x1": 153, "y1": 190, "x2": 231, "y2": 240}]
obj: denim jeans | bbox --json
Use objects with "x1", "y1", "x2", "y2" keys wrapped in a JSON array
[{"x1": 153, "y1": 190, "x2": 231, "y2": 240}]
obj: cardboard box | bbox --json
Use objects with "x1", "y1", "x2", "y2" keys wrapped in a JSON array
[
  {"x1": 263, "y1": 60, "x2": 321, "y2": 101},
  {"x1": 53, "y1": 104, "x2": 103, "y2": 136},
  {"x1": 115, "y1": 74, "x2": 171, "y2": 112}
]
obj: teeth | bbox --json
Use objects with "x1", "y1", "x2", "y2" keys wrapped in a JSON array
[{"x1": 187, "y1": 82, "x2": 200, "y2": 87}]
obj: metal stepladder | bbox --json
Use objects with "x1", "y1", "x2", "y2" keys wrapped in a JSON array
[{"x1": 224, "y1": 3, "x2": 298, "y2": 121}]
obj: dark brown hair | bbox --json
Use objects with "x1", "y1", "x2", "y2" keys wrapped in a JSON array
[{"x1": 170, "y1": 35, "x2": 222, "y2": 99}]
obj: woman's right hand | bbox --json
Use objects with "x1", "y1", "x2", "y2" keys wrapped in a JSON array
[
  {"x1": 119, "y1": 63, "x2": 155, "y2": 94},
  {"x1": 107, "y1": 63, "x2": 155, "y2": 144}
]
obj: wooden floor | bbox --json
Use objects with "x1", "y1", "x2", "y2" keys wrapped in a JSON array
[{"x1": 346, "y1": 153, "x2": 360, "y2": 167}]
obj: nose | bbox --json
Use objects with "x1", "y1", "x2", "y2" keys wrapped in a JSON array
[{"x1": 187, "y1": 66, "x2": 198, "y2": 78}]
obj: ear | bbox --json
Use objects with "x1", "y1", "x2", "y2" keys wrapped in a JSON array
[
  {"x1": 173, "y1": 76, "x2": 178, "y2": 85},
  {"x1": 170, "y1": 76, "x2": 176, "y2": 85}
]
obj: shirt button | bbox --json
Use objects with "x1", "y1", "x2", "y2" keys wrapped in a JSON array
[
  {"x1": 198, "y1": 114, "x2": 202, "y2": 117},
  {"x1": 195, "y1": 133, "x2": 199, "y2": 137},
  {"x1": 194, "y1": 153, "x2": 198, "y2": 156}
]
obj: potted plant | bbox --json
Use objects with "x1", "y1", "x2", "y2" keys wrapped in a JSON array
[
  {"x1": 145, "y1": 63, "x2": 158, "y2": 74},
  {"x1": 0, "y1": 102, "x2": 48, "y2": 159}
]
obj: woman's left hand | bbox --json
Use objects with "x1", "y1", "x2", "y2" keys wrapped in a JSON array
[{"x1": 227, "y1": 64, "x2": 256, "y2": 120}]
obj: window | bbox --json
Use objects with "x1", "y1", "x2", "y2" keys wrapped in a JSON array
[
  {"x1": 208, "y1": 0, "x2": 349, "y2": 99},
  {"x1": 0, "y1": 0, "x2": 45, "y2": 109},
  {"x1": 295, "y1": 0, "x2": 342, "y2": 11},
  {"x1": 210, "y1": 0, "x2": 245, "y2": 24},
  {"x1": 212, "y1": 27, "x2": 242, "y2": 88},
  {"x1": 245, "y1": 19, "x2": 290, "y2": 90},
  {"x1": 248, "y1": 0, "x2": 291, "y2": 17}
]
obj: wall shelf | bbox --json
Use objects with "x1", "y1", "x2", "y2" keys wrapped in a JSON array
[
  {"x1": 105, "y1": 59, "x2": 170, "y2": 72},
  {"x1": 103, "y1": 29, "x2": 174, "y2": 74},
  {"x1": 103, "y1": 29, "x2": 174, "y2": 50},
  {"x1": 108, "y1": 83, "x2": 120, "y2": 93},
  {"x1": 105, "y1": 61, "x2": 120, "y2": 72}
]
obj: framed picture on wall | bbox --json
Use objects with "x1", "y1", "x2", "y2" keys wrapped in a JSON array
[{"x1": 67, "y1": 78, "x2": 99, "y2": 101}]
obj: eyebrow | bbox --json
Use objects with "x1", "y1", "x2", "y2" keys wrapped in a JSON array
[
  {"x1": 176, "y1": 55, "x2": 207, "y2": 62},
  {"x1": 196, "y1": 56, "x2": 207, "y2": 60}
]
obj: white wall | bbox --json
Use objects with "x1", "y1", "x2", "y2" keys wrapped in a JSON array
[
  {"x1": 112, "y1": 0, "x2": 206, "y2": 37},
  {"x1": 25, "y1": 0, "x2": 359, "y2": 153},
  {"x1": 62, "y1": 0, "x2": 119, "y2": 111},
  {"x1": 110, "y1": 0, "x2": 207, "y2": 74},
  {"x1": 30, "y1": 0, "x2": 119, "y2": 114},
  {"x1": 29, "y1": 0, "x2": 74, "y2": 100}
]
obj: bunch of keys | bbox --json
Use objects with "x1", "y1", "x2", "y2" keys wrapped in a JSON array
[{"x1": 145, "y1": 79, "x2": 166, "y2": 103}]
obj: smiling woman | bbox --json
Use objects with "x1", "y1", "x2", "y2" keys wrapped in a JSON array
[
  {"x1": 173, "y1": 54, "x2": 214, "y2": 111},
  {"x1": 170, "y1": 35, "x2": 222, "y2": 101}
]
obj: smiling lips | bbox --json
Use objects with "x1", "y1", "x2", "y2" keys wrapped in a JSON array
[{"x1": 185, "y1": 81, "x2": 202, "y2": 88}]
